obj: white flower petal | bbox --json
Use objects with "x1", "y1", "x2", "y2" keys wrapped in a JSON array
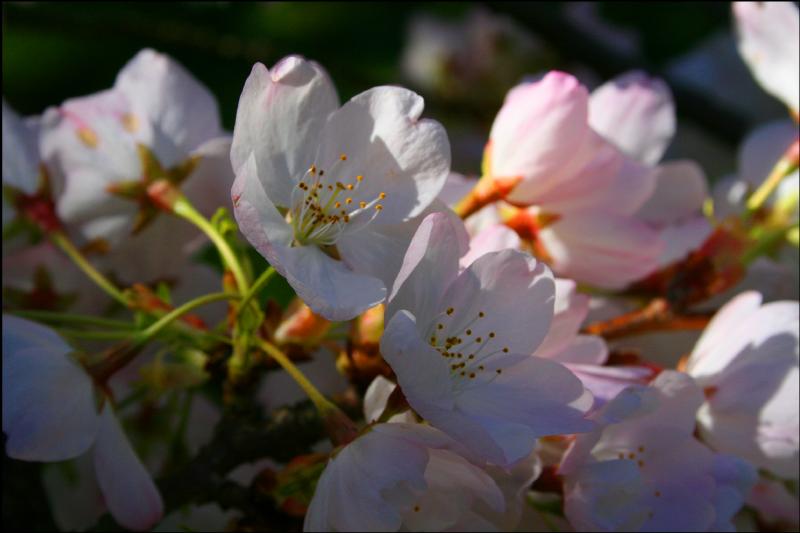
[
  {"x1": 535, "y1": 278, "x2": 591, "y2": 360},
  {"x1": 2, "y1": 99, "x2": 40, "y2": 195},
  {"x1": 314, "y1": 86, "x2": 450, "y2": 222},
  {"x1": 589, "y1": 70, "x2": 676, "y2": 165},
  {"x1": 306, "y1": 423, "x2": 455, "y2": 532},
  {"x1": 183, "y1": 136, "x2": 236, "y2": 218},
  {"x1": 273, "y1": 243, "x2": 386, "y2": 322},
  {"x1": 538, "y1": 210, "x2": 663, "y2": 289},
  {"x1": 657, "y1": 215, "x2": 713, "y2": 268},
  {"x1": 491, "y1": 72, "x2": 601, "y2": 206},
  {"x1": 2, "y1": 316, "x2": 100, "y2": 461},
  {"x1": 338, "y1": 200, "x2": 455, "y2": 292},
  {"x1": 737, "y1": 119, "x2": 798, "y2": 189},
  {"x1": 459, "y1": 223, "x2": 521, "y2": 269},
  {"x1": 115, "y1": 48, "x2": 223, "y2": 157},
  {"x1": 230, "y1": 57, "x2": 338, "y2": 207},
  {"x1": 442, "y1": 249, "x2": 555, "y2": 355},
  {"x1": 93, "y1": 407, "x2": 163, "y2": 531},
  {"x1": 387, "y1": 211, "x2": 468, "y2": 327},
  {"x1": 380, "y1": 310, "x2": 455, "y2": 412},
  {"x1": 567, "y1": 363, "x2": 653, "y2": 406},
  {"x1": 549, "y1": 335, "x2": 609, "y2": 366},
  {"x1": 637, "y1": 160, "x2": 709, "y2": 225},
  {"x1": 734, "y1": 2, "x2": 800, "y2": 112}
]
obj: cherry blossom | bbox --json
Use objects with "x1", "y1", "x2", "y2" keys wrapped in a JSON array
[
  {"x1": 560, "y1": 371, "x2": 757, "y2": 532},
  {"x1": 305, "y1": 423, "x2": 502, "y2": 531},
  {"x1": 685, "y1": 291, "x2": 799, "y2": 479},
  {"x1": 304, "y1": 422, "x2": 543, "y2": 532},
  {"x1": 361, "y1": 375, "x2": 543, "y2": 531},
  {"x1": 381, "y1": 212, "x2": 593, "y2": 466},
  {"x1": 40, "y1": 49, "x2": 233, "y2": 250},
  {"x1": 733, "y1": 1, "x2": 800, "y2": 113},
  {"x1": 485, "y1": 72, "x2": 663, "y2": 289},
  {"x1": 231, "y1": 55, "x2": 451, "y2": 321},
  {"x1": 2, "y1": 315, "x2": 163, "y2": 531}
]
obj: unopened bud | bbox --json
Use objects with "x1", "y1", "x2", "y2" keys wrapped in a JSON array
[
  {"x1": 352, "y1": 304, "x2": 384, "y2": 346},
  {"x1": 274, "y1": 298, "x2": 331, "y2": 347}
]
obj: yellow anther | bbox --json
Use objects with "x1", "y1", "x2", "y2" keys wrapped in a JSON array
[
  {"x1": 334, "y1": 202, "x2": 341, "y2": 208},
  {"x1": 310, "y1": 165, "x2": 317, "y2": 174},
  {"x1": 446, "y1": 307, "x2": 454, "y2": 315},
  {"x1": 346, "y1": 183, "x2": 354, "y2": 190},
  {"x1": 77, "y1": 127, "x2": 98, "y2": 148},
  {"x1": 356, "y1": 175, "x2": 363, "y2": 182},
  {"x1": 359, "y1": 201, "x2": 367, "y2": 208},
  {"x1": 379, "y1": 192, "x2": 386, "y2": 199},
  {"x1": 375, "y1": 204, "x2": 383, "y2": 211},
  {"x1": 345, "y1": 198, "x2": 353, "y2": 204},
  {"x1": 121, "y1": 113, "x2": 139, "y2": 133},
  {"x1": 340, "y1": 153, "x2": 347, "y2": 161}
]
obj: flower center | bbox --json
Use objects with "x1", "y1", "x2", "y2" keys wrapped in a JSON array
[
  {"x1": 425, "y1": 306, "x2": 508, "y2": 386},
  {"x1": 288, "y1": 153, "x2": 386, "y2": 246}
]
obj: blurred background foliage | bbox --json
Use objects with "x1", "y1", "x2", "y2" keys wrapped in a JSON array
[{"x1": 2, "y1": 2, "x2": 789, "y2": 181}]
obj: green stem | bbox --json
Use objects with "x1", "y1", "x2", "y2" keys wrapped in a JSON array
[
  {"x1": 746, "y1": 154, "x2": 799, "y2": 214},
  {"x1": 136, "y1": 292, "x2": 240, "y2": 346},
  {"x1": 173, "y1": 195, "x2": 249, "y2": 293},
  {"x1": 57, "y1": 328, "x2": 135, "y2": 341},
  {"x1": 256, "y1": 338, "x2": 339, "y2": 416},
  {"x1": 12, "y1": 310, "x2": 133, "y2": 330},
  {"x1": 742, "y1": 223, "x2": 799, "y2": 265},
  {"x1": 236, "y1": 266, "x2": 276, "y2": 317},
  {"x1": 50, "y1": 231, "x2": 128, "y2": 306}
]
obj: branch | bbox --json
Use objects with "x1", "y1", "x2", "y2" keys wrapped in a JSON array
[{"x1": 583, "y1": 297, "x2": 713, "y2": 340}]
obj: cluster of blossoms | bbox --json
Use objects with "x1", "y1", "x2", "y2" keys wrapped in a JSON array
[{"x1": 2, "y1": 2, "x2": 798, "y2": 532}]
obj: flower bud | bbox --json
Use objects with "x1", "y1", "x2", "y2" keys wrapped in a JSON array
[{"x1": 274, "y1": 298, "x2": 331, "y2": 347}]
